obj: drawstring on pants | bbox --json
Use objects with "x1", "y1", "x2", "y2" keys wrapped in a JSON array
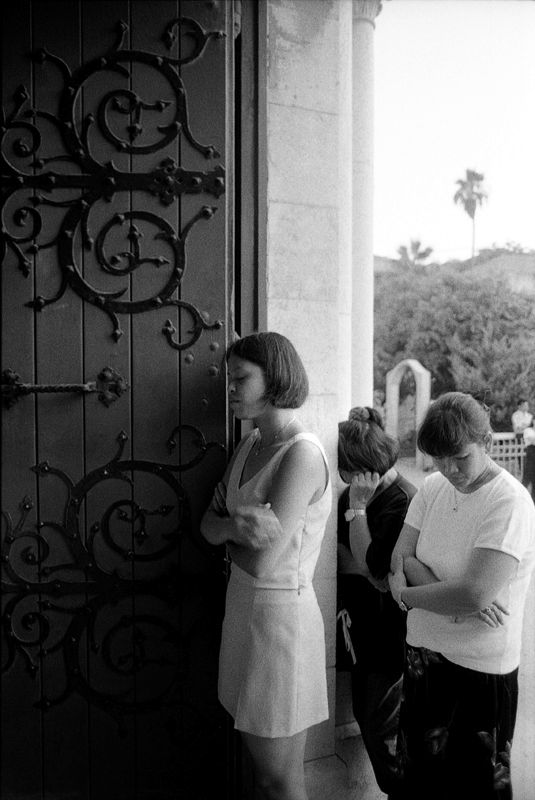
[{"x1": 337, "y1": 608, "x2": 357, "y2": 666}]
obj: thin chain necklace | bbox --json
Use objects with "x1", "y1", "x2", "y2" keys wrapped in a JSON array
[
  {"x1": 253, "y1": 416, "x2": 297, "y2": 456},
  {"x1": 452, "y1": 458, "x2": 499, "y2": 511},
  {"x1": 452, "y1": 488, "x2": 465, "y2": 512}
]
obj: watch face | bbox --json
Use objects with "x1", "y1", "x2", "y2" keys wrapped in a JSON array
[{"x1": 344, "y1": 508, "x2": 356, "y2": 522}]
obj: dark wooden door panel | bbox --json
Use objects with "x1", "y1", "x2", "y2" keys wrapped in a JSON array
[{"x1": 1, "y1": 2, "x2": 232, "y2": 798}]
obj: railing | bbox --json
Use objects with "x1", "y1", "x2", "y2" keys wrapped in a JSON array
[{"x1": 491, "y1": 432, "x2": 526, "y2": 479}]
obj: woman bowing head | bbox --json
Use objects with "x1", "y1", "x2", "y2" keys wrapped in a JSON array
[
  {"x1": 389, "y1": 391, "x2": 535, "y2": 800},
  {"x1": 201, "y1": 332, "x2": 331, "y2": 800}
]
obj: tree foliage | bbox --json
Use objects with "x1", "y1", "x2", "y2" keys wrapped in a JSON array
[
  {"x1": 374, "y1": 267, "x2": 535, "y2": 422},
  {"x1": 453, "y1": 169, "x2": 487, "y2": 220},
  {"x1": 397, "y1": 239, "x2": 434, "y2": 269},
  {"x1": 454, "y1": 168, "x2": 487, "y2": 257}
]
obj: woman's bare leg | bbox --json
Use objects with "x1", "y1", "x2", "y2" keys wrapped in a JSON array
[{"x1": 241, "y1": 729, "x2": 309, "y2": 800}]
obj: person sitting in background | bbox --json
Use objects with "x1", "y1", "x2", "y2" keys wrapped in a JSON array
[
  {"x1": 337, "y1": 406, "x2": 416, "y2": 799},
  {"x1": 389, "y1": 391, "x2": 535, "y2": 800},
  {"x1": 489, "y1": 403, "x2": 509, "y2": 433},
  {"x1": 523, "y1": 422, "x2": 535, "y2": 502},
  {"x1": 511, "y1": 397, "x2": 532, "y2": 436}
]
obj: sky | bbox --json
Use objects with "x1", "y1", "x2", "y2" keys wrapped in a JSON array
[{"x1": 373, "y1": 0, "x2": 535, "y2": 263}]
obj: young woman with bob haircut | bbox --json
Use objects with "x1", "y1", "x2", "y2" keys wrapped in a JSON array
[
  {"x1": 389, "y1": 391, "x2": 535, "y2": 800},
  {"x1": 201, "y1": 332, "x2": 331, "y2": 800},
  {"x1": 337, "y1": 406, "x2": 416, "y2": 799}
]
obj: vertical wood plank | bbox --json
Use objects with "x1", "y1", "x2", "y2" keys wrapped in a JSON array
[
  {"x1": 28, "y1": 2, "x2": 92, "y2": 797},
  {"x1": 1, "y1": 2, "x2": 43, "y2": 795},
  {"x1": 175, "y1": 1, "x2": 231, "y2": 795},
  {"x1": 79, "y1": 3, "x2": 137, "y2": 796},
  {"x1": 128, "y1": 1, "x2": 182, "y2": 793}
]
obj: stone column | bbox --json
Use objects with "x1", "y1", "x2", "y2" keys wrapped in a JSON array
[
  {"x1": 338, "y1": 0, "x2": 354, "y2": 420},
  {"x1": 262, "y1": 0, "x2": 356, "y2": 760},
  {"x1": 351, "y1": 0, "x2": 382, "y2": 407}
]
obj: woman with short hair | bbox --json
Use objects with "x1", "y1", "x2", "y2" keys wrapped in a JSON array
[
  {"x1": 201, "y1": 332, "x2": 331, "y2": 800},
  {"x1": 389, "y1": 391, "x2": 535, "y2": 800}
]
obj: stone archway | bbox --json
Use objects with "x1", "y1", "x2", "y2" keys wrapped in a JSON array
[{"x1": 385, "y1": 359, "x2": 431, "y2": 469}]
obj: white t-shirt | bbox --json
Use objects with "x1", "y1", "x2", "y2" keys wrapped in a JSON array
[
  {"x1": 511, "y1": 409, "x2": 533, "y2": 433},
  {"x1": 405, "y1": 469, "x2": 535, "y2": 674}
]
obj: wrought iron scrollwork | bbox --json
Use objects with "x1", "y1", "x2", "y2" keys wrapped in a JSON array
[
  {"x1": 0, "y1": 17, "x2": 225, "y2": 347},
  {"x1": 1, "y1": 429, "x2": 226, "y2": 728}
]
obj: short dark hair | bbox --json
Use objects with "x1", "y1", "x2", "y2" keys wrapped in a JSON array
[
  {"x1": 338, "y1": 406, "x2": 399, "y2": 476},
  {"x1": 417, "y1": 392, "x2": 491, "y2": 458},
  {"x1": 226, "y1": 332, "x2": 309, "y2": 409}
]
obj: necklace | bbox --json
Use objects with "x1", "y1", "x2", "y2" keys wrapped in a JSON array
[
  {"x1": 452, "y1": 488, "x2": 465, "y2": 512},
  {"x1": 253, "y1": 416, "x2": 297, "y2": 456},
  {"x1": 452, "y1": 459, "x2": 499, "y2": 511}
]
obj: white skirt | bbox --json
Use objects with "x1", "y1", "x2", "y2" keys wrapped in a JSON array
[{"x1": 218, "y1": 565, "x2": 329, "y2": 737}]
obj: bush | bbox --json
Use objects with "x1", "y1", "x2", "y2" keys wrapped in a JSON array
[{"x1": 374, "y1": 267, "x2": 535, "y2": 425}]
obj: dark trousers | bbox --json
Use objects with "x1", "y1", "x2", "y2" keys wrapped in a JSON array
[
  {"x1": 351, "y1": 665, "x2": 403, "y2": 796},
  {"x1": 522, "y1": 445, "x2": 535, "y2": 502},
  {"x1": 395, "y1": 646, "x2": 518, "y2": 800}
]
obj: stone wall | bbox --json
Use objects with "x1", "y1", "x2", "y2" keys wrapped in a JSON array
[{"x1": 262, "y1": 0, "x2": 353, "y2": 759}]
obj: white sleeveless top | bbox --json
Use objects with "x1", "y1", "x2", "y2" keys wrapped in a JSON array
[{"x1": 225, "y1": 430, "x2": 332, "y2": 589}]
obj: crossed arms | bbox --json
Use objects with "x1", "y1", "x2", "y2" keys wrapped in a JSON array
[{"x1": 388, "y1": 523, "x2": 515, "y2": 626}]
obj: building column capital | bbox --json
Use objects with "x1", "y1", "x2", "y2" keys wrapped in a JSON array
[{"x1": 352, "y1": 0, "x2": 382, "y2": 27}]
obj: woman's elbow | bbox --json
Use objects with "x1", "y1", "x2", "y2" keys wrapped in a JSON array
[
  {"x1": 390, "y1": 548, "x2": 405, "y2": 573},
  {"x1": 199, "y1": 512, "x2": 220, "y2": 545},
  {"x1": 199, "y1": 523, "x2": 212, "y2": 544}
]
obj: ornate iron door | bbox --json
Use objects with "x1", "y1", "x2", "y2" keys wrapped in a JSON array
[{"x1": 1, "y1": 2, "x2": 233, "y2": 798}]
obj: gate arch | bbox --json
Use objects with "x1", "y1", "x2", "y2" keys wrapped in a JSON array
[{"x1": 385, "y1": 359, "x2": 431, "y2": 469}]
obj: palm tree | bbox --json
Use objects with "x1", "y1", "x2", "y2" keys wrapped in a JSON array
[
  {"x1": 453, "y1": 169, "x2": 487, "y2": 258},
  {"x1": 397, "y1": 239, "x2": 434, "y2": 269}
]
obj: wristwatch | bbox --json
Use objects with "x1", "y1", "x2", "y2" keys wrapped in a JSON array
[
  {"x1": 344, "y1": 507, "x2": 367, "y2": 522},
  {"x1": 398, "y1": 594, "x2": 412, "y2": 612}
]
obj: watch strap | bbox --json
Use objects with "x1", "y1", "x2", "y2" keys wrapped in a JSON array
[{"x1": 399, "y1": 594, "x2": 412, "y2": 612}]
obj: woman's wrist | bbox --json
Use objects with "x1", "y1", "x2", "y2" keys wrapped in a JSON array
[
  {"x1": 399, "y1": 589, "x2": 412, "y2": 612},
  {"x1": 348, "y1": 495, "x2": 367, "y2": 509}
]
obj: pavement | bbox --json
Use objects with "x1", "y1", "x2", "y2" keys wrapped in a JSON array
[{"x1": 305, "y1": 735, "x2": 386, "y2": 800}]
